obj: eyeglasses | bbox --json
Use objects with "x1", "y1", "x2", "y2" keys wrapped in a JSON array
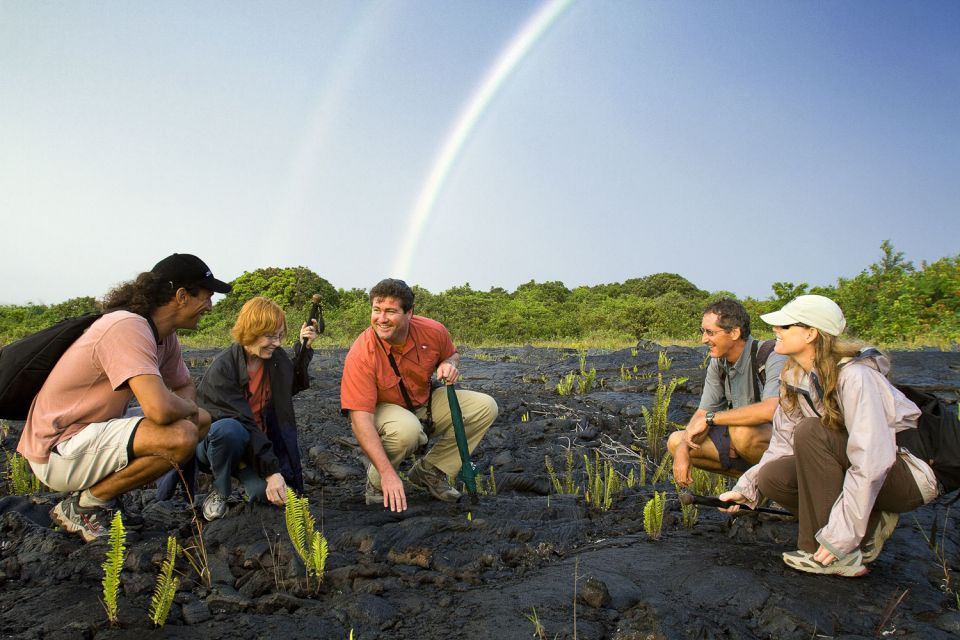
[
  {"x1": 262, "y1": 333, "x2": 285, "y2": 343},
  {"x1": 774, "y1": 323, "x2": 809, "y2": 331},
  {"x1": 698, "y1": 327, "x2": 729, "y2": 337}
]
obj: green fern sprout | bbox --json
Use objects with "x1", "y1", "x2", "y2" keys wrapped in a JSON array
[
  {"x1": 619, "y1": 365, "x2": 633, "y2": 381},
  {"x1": 626, "y1": 467, "x2": 636, "y2": 489},
  {"x1": 149, "y1": 536, "x2": 181, "y2": 627},
  {"x1": 101, "y1": 511, "x2": 126, "y2": 625},
  {"x1": 583, "y1": 451, "x2": 621, "y2": 511},
  {"x1": 285, "y1": 488, "x2": 328, "y2": 584},
  {"x1": 651, "y1": 453, "x2": 672, "y2": 484},
  {"x1": 556, "y1": 371, "x2": 576, "y2": 395},
  {"x1": 630, "y1": 348, "x2": 639, "y2": 357},
  {"x1": 657, "y1": 350, "x2": 672, "y2": 372},
  {"x1": 4, "y1": 452, "x2": 42, "y2": 495},
  {"x1": 544, "y1": 454, "x2": 562, "y2": 494},
  {"x1": 640, "y1": 372, "x2": 687, "y2": 461},
  {"x1": 643, "y1": 491, "x2": 666, "y2": 540},
  {"x1": 544, "y1": 449, "x2": 580, "y2": 496}
]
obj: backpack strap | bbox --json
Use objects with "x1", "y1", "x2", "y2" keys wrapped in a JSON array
[{"x1": 752, "y1": 339, "x2": 777, "y2": 403}]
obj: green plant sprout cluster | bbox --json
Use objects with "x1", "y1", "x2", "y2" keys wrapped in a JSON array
[
  {"x1": 285, "y1": 488, "x2": 329, "y2": 586},
  {"x1": 556, "y1": 351, "x2": 597, "y2": 396},
  {"x1": 3, "y1": 451, "x2": 42, "y2": 495},
  {"x1": 643, "y1": 491, "x2": 666, "y2": 540},
  {"x1": 583, "y1": 450, "x2": 621, "y2": 511},
  {"x1": 640, "y1": 356, "x2": 687, "y2": 462},
  {"x1": 149, "y1": 536, "x2": 181, "y2": 628},
  {"x1": 101, "y1": 511, "x2": 126, "y2": 625},
  {"x1": 544, "y1": 448, "x2": 580, "y2": 496}
]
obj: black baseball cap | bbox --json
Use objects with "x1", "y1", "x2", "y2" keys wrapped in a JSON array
[{"x1": 151, "y1": 253, "x2": 232, "y2": 294}]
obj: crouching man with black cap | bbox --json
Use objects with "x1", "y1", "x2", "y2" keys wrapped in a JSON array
[{"x1": 17, "y1": 254, "x2": 231, "y2": 542}]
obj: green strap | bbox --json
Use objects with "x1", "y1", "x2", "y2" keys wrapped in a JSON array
[{"x1": 446, "y1": 384, "x2": 478, "y2": 502}]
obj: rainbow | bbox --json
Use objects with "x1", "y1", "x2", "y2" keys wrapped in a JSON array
[{"x1": 391, "y1": 0, "x2": 575, "y2": 279}]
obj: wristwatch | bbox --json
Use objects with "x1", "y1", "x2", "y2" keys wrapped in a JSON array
[{"x1": 705, "y1": 411, "x2": 716, "y2": 427}]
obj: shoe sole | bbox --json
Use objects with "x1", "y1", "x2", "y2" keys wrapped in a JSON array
[{"x1": 49, "y1": 503, "x2": 102, "y2": 543}]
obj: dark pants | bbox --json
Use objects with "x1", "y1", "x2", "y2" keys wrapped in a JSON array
[
  {"x1": 756, "y1": 417, "x2": 923, "y2": 552},
  {"x1": 195, "y1": 419, "x2": 267, "y2": 502}
]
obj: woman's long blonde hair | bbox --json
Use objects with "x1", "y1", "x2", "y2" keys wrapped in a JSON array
[{"x1": 780, "y1": 332, "x2": 864, "y2": 430}]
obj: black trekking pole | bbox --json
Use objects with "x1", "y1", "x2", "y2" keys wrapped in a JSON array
[
  {"x1": 446, "y1": 383, "x2": 479, "y2": 504},
  {"x1": 679, "y1": 492, "x2": 792, "y2": 516}
]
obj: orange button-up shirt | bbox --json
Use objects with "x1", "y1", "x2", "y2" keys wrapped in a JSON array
[{"x1": 340, "y1": 315, "x2": 456, "y2": 414}]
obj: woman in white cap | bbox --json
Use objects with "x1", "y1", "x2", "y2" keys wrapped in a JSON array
[{"x1": 719, "y1": 295, "x2": 939, "y2": 576}]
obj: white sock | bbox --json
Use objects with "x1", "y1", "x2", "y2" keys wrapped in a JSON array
[{"x1": 78, "y1": 489, "x2": 112, "y2": 508}]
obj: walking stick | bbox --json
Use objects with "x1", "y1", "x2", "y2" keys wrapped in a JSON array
[
  {"x1": 446, "y1": 383, "x2": 479, "y2": 503},
  {"x1": 679, "y1": 492, "x2": 792, "y2": 516}
]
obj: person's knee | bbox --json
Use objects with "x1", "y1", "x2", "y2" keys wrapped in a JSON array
[
  {"x1": 166, "y1": 420, "x2": 203, "y2": 463},
  {"x1": 381, "y1": 415, "x2": 423, "y2": 453},
  {"x1": 793, "y1": 417, "x2": 822, "y2": 450},
  {"x1": 465, "y1": 393, "x2": 498, "y2": 430},
  {"x1": 208, "y1": 419, "x2": 248, "y2": 450},
  {"x1": 667, "y1": 430, "x2": 683, "y2": 454}
]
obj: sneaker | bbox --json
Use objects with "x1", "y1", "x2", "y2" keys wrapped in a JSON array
[
  {"x1": 202, "y1": 491, "x2": 228, "y2": 521},
  {"x1": 364, "y1": 480, "x2": 385, "y2": 506},
  {"x1": 781, "y1": 549, "x2": 868, "y2": 577},
  {"x1": 861, "y1": 511, "x2": 899, "y2": 563},
  {"x1": 408, "y1": 461, "x2": 461, "y2": 503},
  {"x1": 49, "y1": 493, "x2": 112, "y2": 543}
]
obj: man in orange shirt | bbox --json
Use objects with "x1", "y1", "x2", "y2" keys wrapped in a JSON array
[{"x1": 340, "y1": 279, "x2": 498, "y2": 512}]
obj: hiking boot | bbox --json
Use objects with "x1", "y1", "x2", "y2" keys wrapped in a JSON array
[
  {"x1": 408, "y1": 461, "x2": 461, "y2": 503},
  {"x1": 861, "y1": 511, "x2": 899, "y2": 563},
  {"x1": 202, "y1": 491, "x2": 228, "y2": 521},
  {"x1": 364, "y1": 480, "x2": 385, "y2": 506},
  {"x1": 781, "y1": 549, "x2": 868, "y2": 577},
  {"x1": 49, "y1": 493, "x2": 112, "y2": 543}
]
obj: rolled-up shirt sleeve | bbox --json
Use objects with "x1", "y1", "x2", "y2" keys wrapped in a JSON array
[{"x1": 698, "y1": 359, "x2": 727, "y2": 411}]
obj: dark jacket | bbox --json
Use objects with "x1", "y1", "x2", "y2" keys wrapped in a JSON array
[{"x1": 197, "y1": 341, "x2": 312, "y2": 493}]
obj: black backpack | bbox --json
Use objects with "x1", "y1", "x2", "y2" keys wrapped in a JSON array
[
  {"x1": 718, "y1": 339, "x2": 777, "y2": 405},
  {"x1": 895, "y1": 384, "x2": 960, "y2": 498},
  {"x1": 0, "y1": 313, "x2": 102, "y2": 420}
]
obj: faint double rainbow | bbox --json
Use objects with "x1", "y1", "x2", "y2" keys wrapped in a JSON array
[{"x1": 391, "y1": 0, "x2": 575, "y2": 279}]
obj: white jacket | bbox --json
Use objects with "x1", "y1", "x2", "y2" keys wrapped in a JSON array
[{"x1": 733, "y1": 351, "x2": 937, "y2": 556}]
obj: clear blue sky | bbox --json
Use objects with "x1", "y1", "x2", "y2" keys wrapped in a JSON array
[{"x1": 1, "y1": 1, "x2": 957, "y2": 305}]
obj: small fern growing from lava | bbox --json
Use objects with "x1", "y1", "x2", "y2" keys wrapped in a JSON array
[
  {"x1": 149, "y1": 536, "x2": 181, "y2": 627},
  {"x1": 101, "y1": 511, "x2": 126, "y2": 625}
]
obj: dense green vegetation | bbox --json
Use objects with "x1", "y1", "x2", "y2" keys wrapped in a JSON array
[{"x1": 1, "y1": 243, "x2": 957, "y2": 349}]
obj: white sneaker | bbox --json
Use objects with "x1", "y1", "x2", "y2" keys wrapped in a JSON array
[
  {"x1": 202, "y1": 492, "x2": 228, "y2": 521},
  {"x1": 782, "y1": 549, "x2": 868, "y2": 577}
]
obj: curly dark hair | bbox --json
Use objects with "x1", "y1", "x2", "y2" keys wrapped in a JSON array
[
  {"x1": 703, "y1": 298, "x2": 751, "y2": 340},
  {"x1": 102, "y1": 272, "x2": 198, "y2": 316},
  {"x1": 369, "y1": 278, "x2": 414, "y2": 312}
]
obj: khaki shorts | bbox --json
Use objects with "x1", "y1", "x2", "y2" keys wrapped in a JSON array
[{"x1": 30, "y1": 417, "x2": 143, "y2": 492}]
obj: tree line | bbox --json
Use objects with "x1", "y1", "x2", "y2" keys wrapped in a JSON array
[{"x1": 1, "y1": 242, "x2": 957, "y2": 349}]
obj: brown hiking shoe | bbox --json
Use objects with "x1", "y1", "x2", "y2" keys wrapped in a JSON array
[{"x1": 408, "y1": 461, "x2": 461, "y2": 503}]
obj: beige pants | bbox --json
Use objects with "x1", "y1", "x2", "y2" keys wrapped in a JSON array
[{"x1": 367, "y1": 387, "x2": 498, "y2": 488}]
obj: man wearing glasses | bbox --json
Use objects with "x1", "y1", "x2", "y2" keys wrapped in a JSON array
[
  {"x1": 340, "y1": 278, "x2": 498, "y2": 512},
  {"x1": 668, "y1": 298, "x2": 787, "y2": 486}
]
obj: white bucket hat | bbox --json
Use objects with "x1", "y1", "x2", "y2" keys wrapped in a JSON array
[{"x1": 760, "y1": 295, "x2": 846, "y2": 337}]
